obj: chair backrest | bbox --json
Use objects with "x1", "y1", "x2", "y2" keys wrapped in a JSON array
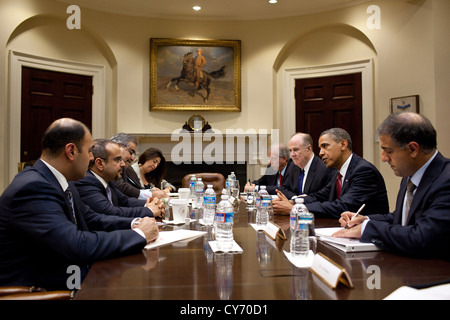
[{"x1": 182, "y1": 173, "x2": 225, "y2": 195}]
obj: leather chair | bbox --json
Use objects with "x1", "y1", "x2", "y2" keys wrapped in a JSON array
[
  {"x1": 0, "y1": 286, "x2": 73, "y2": 300},
  {"x1": 182, "y1": 173, "x2": 225, "y2": 195}
]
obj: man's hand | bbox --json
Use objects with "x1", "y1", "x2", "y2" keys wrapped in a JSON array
[
  {"x1": 272, "y1": 190, "x2": 294, "y2": 216},
  {"x1": 145, "y1": 197, "x2": 165, "y2": 217},
  {"x1": 134, "y1": 217, "x2": 159, "y2": 243}
]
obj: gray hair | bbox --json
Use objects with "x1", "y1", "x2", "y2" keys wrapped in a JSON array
[{"x1": 110, "y1": 132, "x2": 137, "y2": 148}]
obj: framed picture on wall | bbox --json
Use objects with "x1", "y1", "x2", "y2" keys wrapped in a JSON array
[
  {"x1": 390, "y1": 95, "x2": 419, "y2": 113},
  {"x1": 150, "y1": 38, "x2": 241, "y2": 112}
]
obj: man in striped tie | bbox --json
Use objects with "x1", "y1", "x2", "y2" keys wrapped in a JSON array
[{"x1": 335, "y1": 112, "x2": 450, "y2": 260}]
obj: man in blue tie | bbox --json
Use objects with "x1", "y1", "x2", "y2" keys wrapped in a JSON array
[{"x1": 274, "y1": 133, "x2": 333, "y2": 202}]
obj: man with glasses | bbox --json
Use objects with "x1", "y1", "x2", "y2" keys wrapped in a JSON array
[
  {"x1": 111, "y1": 133, "x2": 166, "y2": 199},
  {"x1": 245, "y1": 144, "x2": 294, "y2": 195},
  {"x1": 74, "y1": 139, "x2": 164, "y2": 218}
]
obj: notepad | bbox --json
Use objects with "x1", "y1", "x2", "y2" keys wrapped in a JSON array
[
  {"x1": 315, "y1": 227, "x2": 381, "y2": 252},
  {"x1": 144, "y1": 230, "x2": 206, "y2": 250}
]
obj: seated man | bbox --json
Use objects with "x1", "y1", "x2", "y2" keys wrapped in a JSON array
[
  {"x1": 274, "y1": 128, "x2": 389, "y2": 218},
  {"x1": 335, "y1": 112, "x2": 450, "y2": 260},
  {"x1": 277, "y1": 132, "x2": 334, "y2": 200},
  {"x1": 74, "y1": 139, "x2": 163, "y2": 218},
  {"x1": 245, "y1": 144, "x2": 294, "y2": 195},
  {"x1": 0, "y1": 118, "x2": 158, "y2": 290},
  {"x1": 111, "y1": 133, "x2": 166, "y2": 199}
]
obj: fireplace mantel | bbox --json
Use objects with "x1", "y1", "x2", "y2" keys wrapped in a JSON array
[{"x1": 132, "y1": 131, "x2": 275, "y2": 184}]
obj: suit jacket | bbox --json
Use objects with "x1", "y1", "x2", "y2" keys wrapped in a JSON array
[
  {"x1": 280, "y1": 155, "x2": 335, "y2": 199},
  {"x1": 115, "y1": 168, "x2": 141, "y2": 198},
  {"x1": 362, "y1": 152, "x2": 450, "y2": 260},
  {"x1": 0, "y1": 159, "x2": 146, "y2": 290},
  {"x1": 74, "y1": 170, "x2": 154, "y2": 218},
  {"x1": 303, "y1": 154, "x2": 389, "y2": 219},
  {"x1": 253, "y1": 159, "x2": 294, "y2": 195}
]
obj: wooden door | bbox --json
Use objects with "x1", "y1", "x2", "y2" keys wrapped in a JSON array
[
  {"x1": 295, "y1": 73, "x2": 362, "y2": 156},
  {"x1": 20, "y1": 67, "x2": 93, "y2": 164}
]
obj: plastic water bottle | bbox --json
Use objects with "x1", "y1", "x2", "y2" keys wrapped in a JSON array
[
  {"x1": 290, "y1": 198, "x2": 311, "y2": 257},
  {"x1": 189, "y1": 175, "x2": 197, "y2": 202},
  {"x1": 193, "y1": 178, "x2": 204, "y2": 210},
  {"x1": 203, "y1": 185, "x2": 216, "y2": 225},
  {"x1": 225, "y1": 175, "x2": 233, "y2": 196},
  {"x1": 258, "y1": 186, "x2": 273, "y2": 221},
  {"x1": 246, "y1": 187, "x2": 257, "y2": 209},
  {"x1": 256, "y1": 199, "x2": 270, "y2": 227},
  {"x1": 215, "y1": 195, "x2": 234, "y2": 251}
]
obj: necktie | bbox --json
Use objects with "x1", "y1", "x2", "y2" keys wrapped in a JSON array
[
  {"x1": 65, "y1": 187, "x2": 77, "y2": 225},
  {"x1": 278, "y1": 173, "x2": 282, "y2": 187},
  {"x1": 336, "y1": 172, "x2": 342, "y2": 199},
  {"x1": 297, "y1": 169, "x2": 305, "y2": 195},
  {"x1": 106, "y1": 185, "x2": 113, "y2": 203},
  {"x1": 404, "y1": 180, "x2": 416, "y2": 224}
]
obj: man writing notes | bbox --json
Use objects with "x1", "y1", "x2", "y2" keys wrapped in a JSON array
[
  {"x1": 335, "y1": 112, "x2": 450, "y2": 260},
  {"x1": 273, "y1": 128, "x2": 389, "y2": 218},
  {"x1": 74, "y1": 139, "x2": 163, "y2": 218},
  {"x1": 0, "y1": 119, "x2": 158, "y2": 290},
  {"x1": 245, "y1": 144, "x2": 294, "y2": 195}
]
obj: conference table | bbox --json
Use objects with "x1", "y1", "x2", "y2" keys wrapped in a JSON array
[{"x1": 74, "y1": 199, "x2": 450, "y2": 301}]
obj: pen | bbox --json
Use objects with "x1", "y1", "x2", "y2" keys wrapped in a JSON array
[{"x1": 345, "y1": 203, "x2": 365, "y2": 228}]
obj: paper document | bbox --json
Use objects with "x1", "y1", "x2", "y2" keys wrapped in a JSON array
[
  {"x1": 315, "y1": 227, "x2": 381, "y2": 252},
  {"x1": 144, "y1": 230, "x2": 206, "y2": 250},
  {"x1": 384, "y1": 283, "x2": 450, "y2": 300}
]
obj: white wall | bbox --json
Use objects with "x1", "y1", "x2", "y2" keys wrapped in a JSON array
[{"x1": 1, "y1": 0, "x2": 449, "y2": 211}]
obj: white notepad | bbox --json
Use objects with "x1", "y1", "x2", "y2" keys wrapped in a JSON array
[
  {"x1": 144, "y1": 230, "x2": 206, "y2": 250},
  {"x1": 315, "y1": 227, "x2": 381, "y2": 252}
]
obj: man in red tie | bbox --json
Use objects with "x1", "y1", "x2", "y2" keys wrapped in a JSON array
[{"x1": 276, "y1": 128, "x2": 389, "y2": 219}]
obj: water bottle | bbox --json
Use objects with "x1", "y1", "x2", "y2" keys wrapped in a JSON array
[
  {"x1": 256, "y1": 199, "x2": 270, "y2": 227},
  {"x1": 225, "y1": 175, "x2": 233, "y2": 196},
  {"x1": 290, "y1": 198, "x2": 310, "y2": 257},
  {"x1": 246, "y1": 187, "x2": 257, "y2": 210},
  {"x1": 203, "y1": 185, "x2": 216, "y2": 225},
  {"x1": 215, "y1": 195, "x2": 234, "y2": 251},
  {"x1": 189, "y1": 175, "x2": 197, "y2": 202},
  {"x1": 258, "y1": 186, "x2": 273, "y2": 221},
  {"x1": 193, "y1": 178, "x2": 205, "y2": 210}
]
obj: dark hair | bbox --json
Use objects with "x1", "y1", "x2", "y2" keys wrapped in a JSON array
[
  {"x1": 376, "y1": 112, "x2": 437, "y2": 153},
  {"x1": 42, "y1": 118, "x2": 89, "y2": 156},
  {"x1": 138, "y1": 147, "x2": 166, "y2": 187},
  {"x1": 320, "y1": 128, "x2": 353, "y2": 151},
  {"x1": 89, "y1": 139, "x2": 118, "y2": 168}
]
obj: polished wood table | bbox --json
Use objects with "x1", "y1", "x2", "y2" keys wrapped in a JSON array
[{"x1": 74, "y1": 201, "x2": 450, "y2": 301}]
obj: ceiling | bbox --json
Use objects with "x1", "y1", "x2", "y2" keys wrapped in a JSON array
[{"x1": 55, "y1": 0, "x2": 375, "y2": 21}]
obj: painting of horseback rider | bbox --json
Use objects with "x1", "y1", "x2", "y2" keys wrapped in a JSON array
[{"x1": 150, "y1": 38, "x2": 241, "y2": 111}]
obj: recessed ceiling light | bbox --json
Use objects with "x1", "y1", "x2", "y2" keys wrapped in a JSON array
[
  {"x1": 269, "y1": 0, "x2": 278, "y2": 4},
  {"x1": 193, "y1": 6, "x2": 202, "y2": 11}
]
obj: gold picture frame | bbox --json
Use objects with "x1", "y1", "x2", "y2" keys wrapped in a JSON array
[{"x1": 150, "y1": 38, "x2": 241, "y2": 112}]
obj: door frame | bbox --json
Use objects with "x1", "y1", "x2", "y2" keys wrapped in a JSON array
[
  {"x1": 8, "y1": 50, "x2": 106, "y2": 181},
  {"x1": 283, "y1": 59, "x2": 374, "y2": 163}
]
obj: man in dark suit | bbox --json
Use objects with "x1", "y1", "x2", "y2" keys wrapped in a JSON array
[
  {"x1": 110, "y1": 133, "x2": 166, "y2": 200},
  {"x1": 335, "y1": 112, "x2": 450, "y2": 260},
  {"x1": 0, "y1": 118, "x2": 158, "y2": 290},
  {"x1": 74, "y1": 139, "x2": 163, "y2": 218},
  {"x1": 274, "y1": 128, "x2": 389, "y2": 219},
  {"x1": 276, "y1": 133, "x2": 334, "y2": 200},
  {"x1": 245, "y1": 144, "x2": 293, "y2": 195}
]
